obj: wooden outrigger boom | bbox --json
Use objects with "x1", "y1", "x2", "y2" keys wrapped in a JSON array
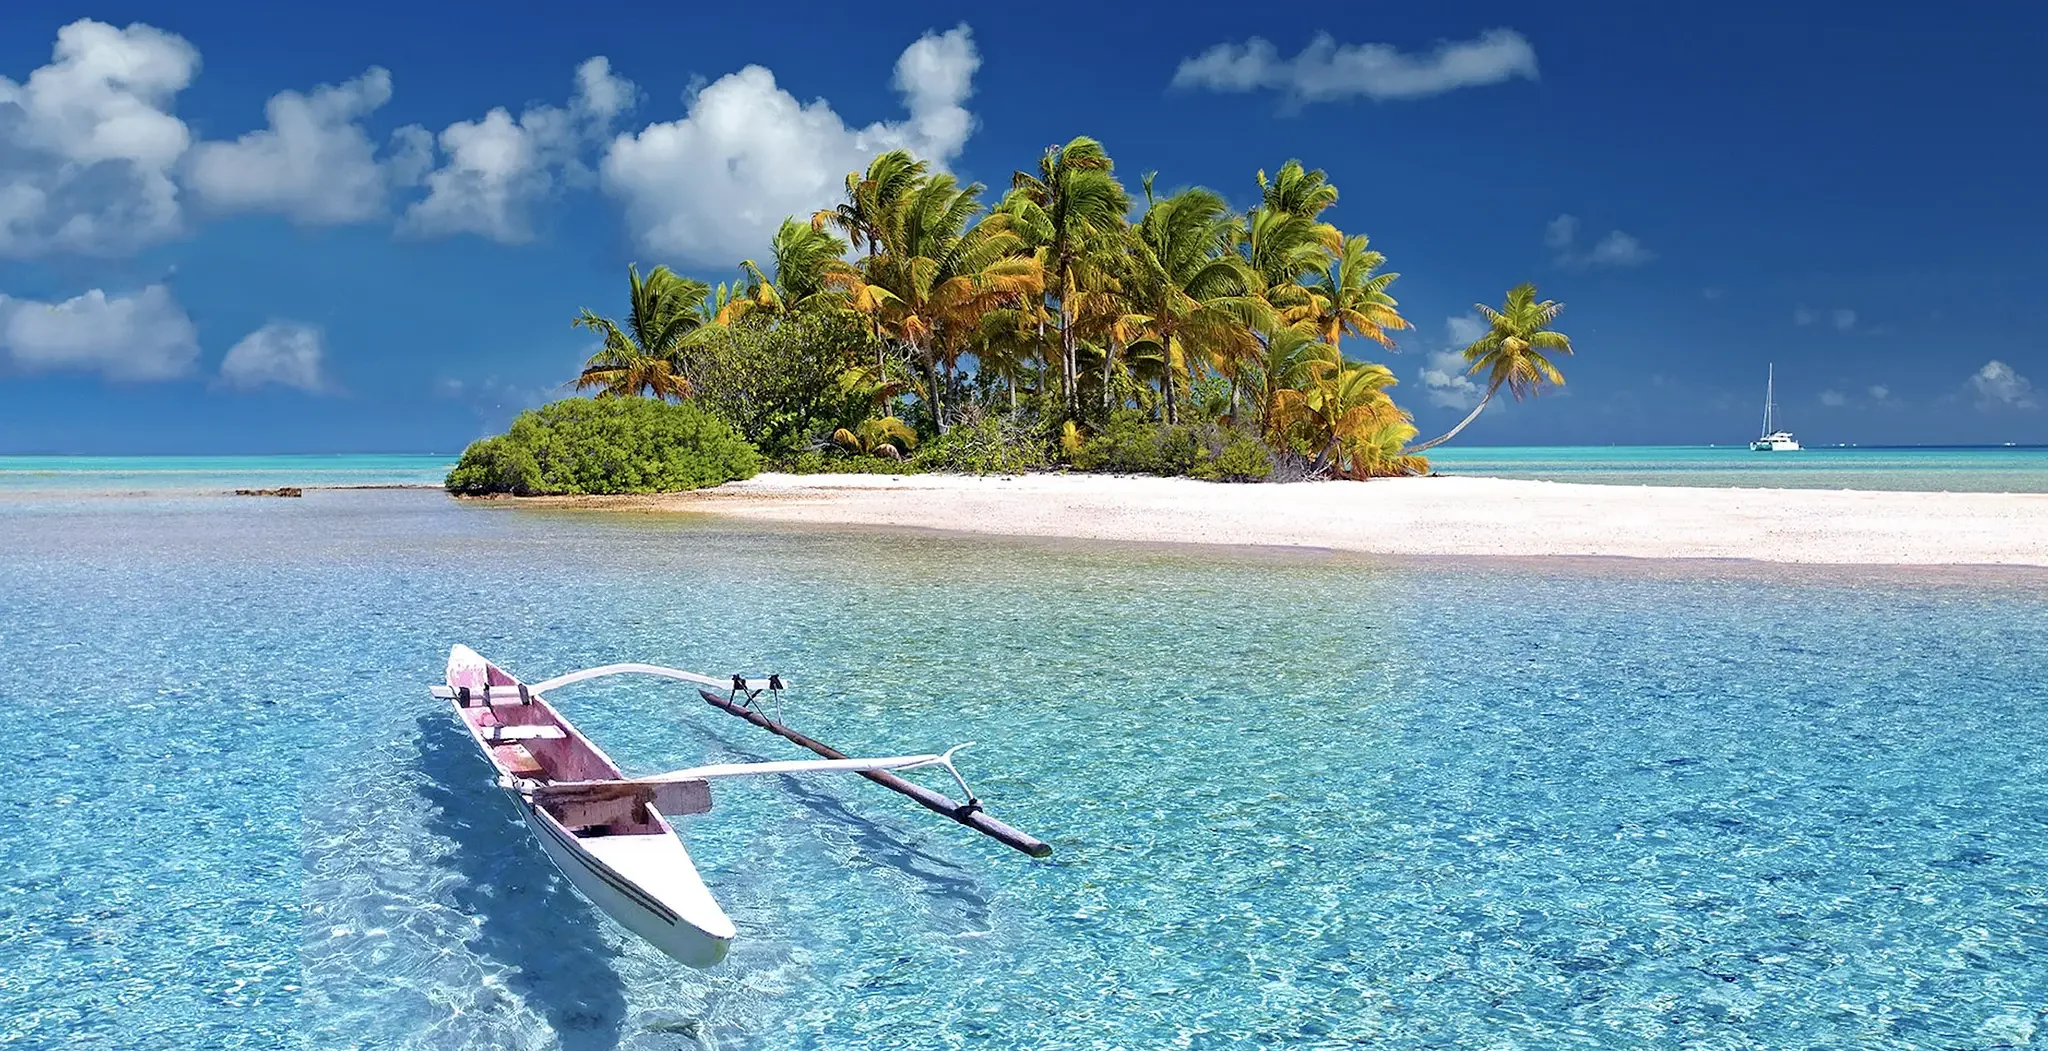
[{"x1": 697, "y1": 688, "x2": 1054, "y2": 858}]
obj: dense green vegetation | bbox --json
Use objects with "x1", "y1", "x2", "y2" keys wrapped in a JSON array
[
  {"x1": 454, "y1": 137, "x2": 1579, "y2": 494},
  {"x1": 446, "y1": 397, "x2": 757, "y2": 495}
]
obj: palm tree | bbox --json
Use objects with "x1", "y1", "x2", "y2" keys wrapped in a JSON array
[
  {"x1": 1271, "y1": 357, "x2": 1420, "y2": 477},
  {"x1": 572, "y1": 264, "x2": 710, "y2": 399},
  {"x1": 1007, "y1": 137, "x2": 1131, "y2": 412},
  {"x1": 814, "y1": 150, "x2": 927, "y2": 260},
  {"x1": 1247, "y1": 325, "x2": 1337, "y2": 435},
  {"x1": 826, "y1": 172, "x2": 1041, "y2": 430},
  {"x1": 832, "y1": 416, "x2": 919, "y2": 459},
  {"x1": 1260, "y1": 159, "x2": 1340, "y2": 222},
  {"x1": 970, "y1": 304, "x2": 1049, "y2": 412},
  {"x1": 1124, "y1": 182, "x2": 1266, "y2": 422},
  {"x1": 1409, "y1": 283, "x2": 1574, "y2": 452},
  {"x1": 717, "y1": 219, "x2": 851, "y2": 324},
  {"x1": 1301, "y1": 234, "x2": 1409, "y2": 352},
  {"x1": 1242, "y1": 161, "x2": 1343, "y2": 314}
]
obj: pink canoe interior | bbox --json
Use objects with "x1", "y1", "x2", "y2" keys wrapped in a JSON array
[{"x1": 447, "y1": 653, "x2": 664, "y2": 835}]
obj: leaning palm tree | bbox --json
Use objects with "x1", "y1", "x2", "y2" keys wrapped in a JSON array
[
  {"x1": 572, "y1": 264, "x2": 711, "y2": 399},
  {"x1": 1299, "y1": 234, "x2": 1410, "y2": 352},
  {"x1": 1006, "y1": 137, "x2": 1131, "y2": 411},
  {"x1": 1409, "y1": 283, "x2": 1573, "y2": 452}
]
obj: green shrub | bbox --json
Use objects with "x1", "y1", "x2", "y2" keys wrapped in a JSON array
[
  {"x1": 1070, "y1": 411, "x2": 1208, "y2": 475},
  {"x1": 912, "y1": 407, "x2": 1050, "y2": 475},
  {"x1": 684, "y1": 309, "x2": 885, "y2": 457},
  {"x1": 772, "y1": 451, "x2": 923, "y2": 475},
  {"x1": 1069, "y1": 411, "x2": 1275, "y2": 481},
  {"x1": 446, "y1": 397, "x2": 759, "y2": 495},
  {"x1": 444, "y1": 435, "x2": 542, "y2": 495},
  {"x1": 1192, "y1": 432, "x2": 1276, "y2": 482}
]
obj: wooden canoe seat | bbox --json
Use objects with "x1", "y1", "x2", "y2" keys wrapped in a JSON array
[
  {"x1": 481, "y1": 724, "x2": 566, "y2": 743},
  {"x1": 492, "y1": 743, "x2": 547, "y2": 778}
]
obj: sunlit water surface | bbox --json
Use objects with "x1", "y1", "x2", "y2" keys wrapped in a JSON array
[{"x1": 2, "y1": 490, "x2": 2045, "y2": 1050}]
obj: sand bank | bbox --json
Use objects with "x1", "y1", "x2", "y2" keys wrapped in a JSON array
[{"x1": 543, "y1": 472, "x2": 2048, "y2": 566}]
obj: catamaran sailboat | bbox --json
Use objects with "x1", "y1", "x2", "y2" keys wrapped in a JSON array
[
  {"x1": 1750, "y1": 363, "x2": 1800, "y2": 451},
  {"x1": 431, "y1": 645, "x2": 1048, "y2": 967}
]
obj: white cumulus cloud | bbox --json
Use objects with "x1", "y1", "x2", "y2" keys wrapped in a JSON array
[
  {"x1": 402, "y1": 56, "x2": 637, "y2": 242},
  {"x1": 219, "y1": 321, "x2": 328, "y2": 392},
  {"x1": 1969, "y1": 360, "x2": 2037, "y2": 410},
  {"x1": 1794, "y1": 305, "x2": 1857, "y2": 329},
  {"x1": 1544, "y1": 214, "x2": 1577, "y2": 251},
  {"x1": 601, "y1": 25, "x2": 980, "y2": 266},
  {"x1": 1172, "y1": 29, "x2": 1537, "y2": 103},
  {"x1": 1819, "y1": 389, "x2": 1846, "y2": 407},
  {"x1": 0, "y1": 19, "x2": 198, "y2": 257},
  {"x1": 0, "y1": 284, "x2": 198, "y2": 379},
  {"x1": 1588, "y1": 230, "x2": 1653, "y2": 266},
  {"x1": 1419, "y1": 314, "x2": 1491, "y2": 410},
  {"x1": 1546, "y1": 213, "x2": 1651, "y2": 268},
  {"x1": 1868, "y1": 384, "x2": 1891, "y2": 401},
  {"x1": 184, "y1": 68, "x2": 410, "y2": 224}
]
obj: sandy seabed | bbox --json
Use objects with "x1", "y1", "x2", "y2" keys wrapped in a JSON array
[{"x1": 514, "y1": 472, "x2": 2048, "y2": 567}]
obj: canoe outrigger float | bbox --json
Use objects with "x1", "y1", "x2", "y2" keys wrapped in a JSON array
[{"x1": 430, "y1": 645, "x2": 1049, "y2": 967}]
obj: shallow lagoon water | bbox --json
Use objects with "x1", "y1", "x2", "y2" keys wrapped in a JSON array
[{"x1": 3, "y1": 490, "x2": 2046, "y2": 1049}]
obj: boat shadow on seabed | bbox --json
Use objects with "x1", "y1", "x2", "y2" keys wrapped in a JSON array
[
  {"x1": 414, "y1": 713, "x2": 629, "y2": 1051},
  {"x1": 684, "y1": 718, "x2": 996, "y2": 936}
]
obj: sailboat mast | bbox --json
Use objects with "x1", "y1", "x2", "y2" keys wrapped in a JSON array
[{"x1": 1761, "y1": 363, "x2": 1773, "y2": 437}]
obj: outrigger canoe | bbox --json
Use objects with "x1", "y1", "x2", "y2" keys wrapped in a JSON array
[{"x1": 431, "y1": 645, "x2": 1047, "y2": 967}]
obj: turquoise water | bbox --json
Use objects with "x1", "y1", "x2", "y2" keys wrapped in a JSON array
[
  {"x1": 4, "y1": 447, "x2": 2046, "y2": 494},
  {"x1": 3, "y1": 490, "x2": 2046, "y2": 1049},
  {"x1": 0, "y1": 454, "x2": 456, "y2": 492},
  {"x1": 1425, "y1": 445, "x2": 2048, "y2": 492}
]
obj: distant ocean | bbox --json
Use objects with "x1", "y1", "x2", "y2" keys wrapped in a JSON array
[
  {"x1": 0, "y1": 454, "x2": 456, "y2": 492},
  {"x1": 2, "y1": 447, "x2": 2046, "y2": 493},
  {"x1": 1425, "y1": 444, "x2": 2048, "y2": 492}
]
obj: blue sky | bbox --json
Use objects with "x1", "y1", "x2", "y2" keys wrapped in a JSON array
[{"x1": 2, "y1": 1, "x2": 2043, "y2": 453}]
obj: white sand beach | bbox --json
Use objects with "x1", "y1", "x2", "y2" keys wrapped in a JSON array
[{"x1": 570, "y1": 473, "x2": 2048, "y2": 566}]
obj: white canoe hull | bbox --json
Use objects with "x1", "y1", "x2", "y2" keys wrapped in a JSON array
[
  {"x1": 517, "y1": 802, "x2": 734, "y2": 968},
  {"x1": 443, "y1": 644, "x2": 734, "y2": 967}
]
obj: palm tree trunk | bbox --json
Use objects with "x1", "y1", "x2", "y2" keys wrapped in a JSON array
[
  {"x1": 1060, "y1": 273, "x2": 1078, "y2": 413},
  {"x1": 917, "y1": 347, "x2": 944, "y2": 434},
  {"x1": 1102, "y1": 340, "x2": 1116, "y2": 414},
  {"x1": 1408, "y1": 378, "x2": 1502, "y2": 453},
  {"x1": 1309, "y1": 437, "x2": 1341, "y2": 478}
]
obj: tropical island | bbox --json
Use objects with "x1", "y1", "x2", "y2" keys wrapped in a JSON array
[
  {"x1": 443, "y1": 140, "x2": 2048, "y2": 567},
  {"x1": 447, "y1": 138, "x2": 1570, "y2": 496}
]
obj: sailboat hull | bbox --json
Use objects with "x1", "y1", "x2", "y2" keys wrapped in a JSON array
[{"x1": 1751, "y1": 365, "x2": 1799, "y2": 450}]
